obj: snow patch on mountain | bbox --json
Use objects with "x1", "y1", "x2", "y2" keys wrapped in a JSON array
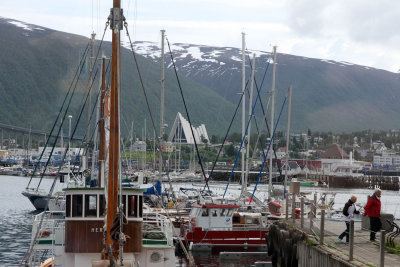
[{"x1": 7, "y1": 20, "x2": 44, "y2": 32}]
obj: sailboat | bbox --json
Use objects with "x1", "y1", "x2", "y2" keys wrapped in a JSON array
[{"x1": 24, "y1": 1, "x2": 176, "y2": 266}]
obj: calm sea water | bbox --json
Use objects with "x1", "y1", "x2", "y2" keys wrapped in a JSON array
[{"x1": 1, "y1": 175, "x2": 400, "y2": 266}]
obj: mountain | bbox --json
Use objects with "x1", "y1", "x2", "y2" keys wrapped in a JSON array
[
  {"x1": 131, "y1": 41, "x2": 400, "y2": 133},
  {"x1": 0, "y1": 18, "x2": 238, "y2": 138},
  {"x1": 1, "y1": 17, "x2": 400, "y2": 140}
]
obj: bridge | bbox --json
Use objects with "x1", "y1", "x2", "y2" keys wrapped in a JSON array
[{"x1": 0, "y1": 122, "x2": 83, "y2": 148}]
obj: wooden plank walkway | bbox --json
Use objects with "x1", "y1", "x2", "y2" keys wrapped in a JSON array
[{"x1": 293, "y1": 219, "x2": 400, "y2": 267}]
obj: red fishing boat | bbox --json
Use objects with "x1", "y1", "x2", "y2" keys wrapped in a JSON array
[{"x1": 181, "y1": 203, "x2": 269, "y2": 252}]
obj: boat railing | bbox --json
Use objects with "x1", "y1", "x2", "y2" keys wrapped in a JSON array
[
  {"x1": 186, "y1": 224, "x2": 269, "y2": 232},
  {"x1": 28, "y1": 211, "x2": 65, "y2": 266},
  {"x1": 143, "y1": 212, "x2": 174, "y2": 246}
]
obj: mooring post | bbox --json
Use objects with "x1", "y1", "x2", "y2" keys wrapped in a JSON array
[
  {"x1": 314, "y1": 193, "x2": 317, "y2": 216},
  {"x1": 380, "y1": 230, "x2": 385, "y2": 267},
  {"x1": 292, "y1": 193, "x2": 296, "y2": 224},
  {"x1": 300, "y1": 197, "x2": 304, "y2": 229},
  {"x1": 320, "y1": 209, "x2": 325, "y2": 245},
  {"x1": 285, "y1": 195, "x2": 289, "y2": 221},
  {"x1": 349, "y1": 220, "x2": 354, "y2": 261}
]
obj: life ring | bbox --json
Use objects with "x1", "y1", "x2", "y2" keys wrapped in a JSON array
[
  {"x1": 39, "y1": 230, "x2": 51, "y2": 238},
  {"x1": 40, "y1": 257, "x2": 54, "y2": 267}
]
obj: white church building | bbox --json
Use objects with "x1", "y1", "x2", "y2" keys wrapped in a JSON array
[{"x1": 168, "y1": 112, "x2": 209, "y2": 144}]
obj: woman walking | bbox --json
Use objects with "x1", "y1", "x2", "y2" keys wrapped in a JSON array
[{"x1": 338, "y1": 195, "x2": 359, "y2": 244}]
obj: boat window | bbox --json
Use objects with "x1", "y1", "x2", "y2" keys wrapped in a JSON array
[
  {"x1": 72, "y1": 194, "x2": 83, "y2": 217},
  {"x1": 212, "y1": 210, "x2": 218, "y2": 217},
  {"x1": 85, "y1": 195, "x2": 97, "y2": 217},
  {"x1": 139, "y1": 196, "x2": 143, "y2": 218},
  {"x1": 201, "y1": 209, "x2": 209, "y2": 217},
  {"x1": 66, "y1": 195, "x2": 71, "y2": 217},
  {"x1": 99, "y1": 194, "x2": 106, "y2": 217},
  {"x1": 226, "y1": 209, "x2": 233, "y2": 216},
  {"x1": 232, "y1": 214, "x2": 240, "y2": 223},
  {"x1": 128, "y1": 195, "x2": 138, "y2": 217},
  {"x1": 220, "y1": 209, "x2": 226, "y2": 216}
]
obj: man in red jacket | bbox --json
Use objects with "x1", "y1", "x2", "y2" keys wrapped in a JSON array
[{"x1": 363, "y1": 188, "x2": 382, "y2": 241}]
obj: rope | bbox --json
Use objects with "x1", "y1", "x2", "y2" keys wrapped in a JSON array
[
  {"x1": 249, "y1": 95, "x2": 287, "y2": 203},
  {"x1": 248, "y1": 55, "x2": 284, "y2": 182},
  {"x1": 123, "y1": 22, "x2": 178, "y2": 203},
  {"x1": 206, "y1": 88, "x2": 244, "y2": 184},
  {"x1": 23, "y1": 20, "x2": 110, "y2": 266},
  {"x1": 26, "y1": 42, "x2": 90, "y2": 189},
  {"x1": 165, "y1": 37, "x2": 211, "y2": 195},
  {"x1": 223, "y1": 57, "x2": 271, "y2": 198},
  {"x1": 36, "y1": 48, "x2": 93, "y2": 189}
]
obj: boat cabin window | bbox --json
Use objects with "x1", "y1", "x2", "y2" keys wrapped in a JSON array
[
  {"x1": 226, "y1": 209, "x2": 233, "y2": 217},
  {"x1": 212, "y1": 210, "x2": 218, "y2": 217},
  {"x1": 72, "y1": 194, "x2": 83, "y2": 217},
  {"x1": 232, "y1": 214, "x2": 240, "y2": 223},
  {"x1": 85, "y1": 195, "x2": 97, "y2": 217},
  {"x1": 99, "y1": 194, "x2": 106, "y2": 217},
  {"x1": 128, "y1": 195, "x2": 143, "y2": 218},
  {"x1": 66, "y1": 194, "x2": 71, "y2": 217},
  {"x1": 139, "y1": 196, "x2": 143, "y2": 217},
  {"x1": 220, "y1": 209, "x2": 226, "y2": 216},
  {"x1": 201, "y1": 208, "x2": 209, "y2": 217}
]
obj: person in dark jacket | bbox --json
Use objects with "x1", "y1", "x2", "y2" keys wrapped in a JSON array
[
  {"x1": 338, "y1": 195, "x2": 359, "y2": 243},
  {"x1": 363, "y1": 188, "x2": 382, "y2": 241}
]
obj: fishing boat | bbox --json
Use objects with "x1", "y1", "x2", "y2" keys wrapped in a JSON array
[
  {"x1": 181, "y1": 203, "x2": 269, "y2": 252},
  {"x1": 23, "y1": 1, "x2": 176, "y2": 266}
]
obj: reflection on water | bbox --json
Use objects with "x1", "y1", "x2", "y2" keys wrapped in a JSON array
[{"x1": 1, "y1": 175, "x2": 400, "y2": 266}]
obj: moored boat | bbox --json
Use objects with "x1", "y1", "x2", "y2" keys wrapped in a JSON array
[{"x1": 181, "y1": 203, "x2": 269, "y2": 252}]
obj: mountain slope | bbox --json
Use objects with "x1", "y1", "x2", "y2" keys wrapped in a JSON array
[
  {"x1": 131, "y1": 41, "x2": 400, "y2": 133},
  {"x1": 0, "y1": 18, "x2": 238, "y2": 137}
]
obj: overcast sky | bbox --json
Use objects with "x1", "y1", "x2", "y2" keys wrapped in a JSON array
[{"x1": 1, "y1": 0, "x2": 400, "y2": 72}]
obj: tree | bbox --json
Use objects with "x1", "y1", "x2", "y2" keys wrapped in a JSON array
[
  {"x1": 210, "y1": 135, "x2": 220, "y2": 144},
  {"x1": 224, "y1": 144, "x2": 236, "y2": 157}
]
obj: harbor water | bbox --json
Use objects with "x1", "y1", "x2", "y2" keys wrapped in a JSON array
[{"x1": 1, "y1": 175, "x2": 400, "y2": 266}]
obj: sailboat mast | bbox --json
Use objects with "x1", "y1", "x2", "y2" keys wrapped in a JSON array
[
  {"x1": 106, "y1": 0, "x2": 122, "y2": 252},
  {"x1": 268, "y1": 46, "x2": 277, "y2": 199},
  {"x1": 284, "y1": 86, "x2": 292, "y2": 201},
  {"x1": 241, "y1": 32, "x2": 246, "y2": 188},
  {"x1": 159, "y1": 29, "x2": 165, "y2": 174},
  {"x1": 244, "y1": 54, "x2": 255, "y2": 195},
  {"x1": 98, "y1": 56, "x2": 106, "y2": 187}
]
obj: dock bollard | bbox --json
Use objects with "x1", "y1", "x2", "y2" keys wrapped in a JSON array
[
  {"x1": 349, "y1": 220, "x2": 354, "y2": 261},
  {"x1": 380, "y1": 230, "x2": 386, "y2": 267},
  {"x1": 285, "y1": 195, "x2": 289, "y2": 220},
  {"x1": 320, "y1": 209, "x2": 325, "y2": 245},
  {"x1": 292, "y1": 193, "x2": 296, "y2": 223},
  {"x1": 300, "y1": 197, "x2": 304, "y2": 229}
]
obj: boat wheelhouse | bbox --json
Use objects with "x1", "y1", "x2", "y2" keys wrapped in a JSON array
[
  {"x1": 182, "y1": 203, "x2": 269, "y2": 252},
  {"x1": 28, "y1": 186, "x2": 175, "y2": 267}
]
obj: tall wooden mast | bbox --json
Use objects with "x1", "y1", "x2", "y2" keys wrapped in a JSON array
[{"x1": 106, "y1": 0, "x2": 122, "y2": 252}]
